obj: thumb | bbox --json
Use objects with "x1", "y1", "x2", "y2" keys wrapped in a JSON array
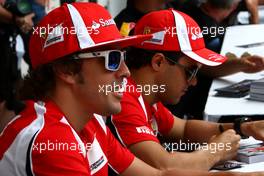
[
  {"x1": 209, "y1": 135, "x2": 217, "y2": 142},
  {"x1": 242, "y1": 58, "x2": 256, "y2": 67},
  {"x1": 28, "y1": 13, "x2": 35, "y2": 18}
]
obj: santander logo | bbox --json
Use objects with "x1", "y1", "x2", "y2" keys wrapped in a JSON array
[
  {"x1": 191, "y1": 32, "x2": 203, "y2": 40},
  {"x1": 91, "y1": 21, "x2": 100, "y2": 30},
  {"x1": 98, "y1": 18, "x2": 115, "y2": 27},
  {"x1": 91, "y1": 18, "x2": 115, "y2": 30},
  {"x1": 208, "y1": 54, "x2": 224, "y2": 61}
]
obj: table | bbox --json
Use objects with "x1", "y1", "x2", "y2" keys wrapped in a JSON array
[
  {"x1": 204, "y1": 24, "x2": 264, "y2": 122},
  {"x1": 221, "y1": 24, "x2": 264, "y2": 57}
]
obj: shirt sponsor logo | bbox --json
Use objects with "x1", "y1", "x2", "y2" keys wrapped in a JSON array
[
  {"x1": 136, "y1": 126, "x2": 155, "y2": 136},
  {"x1": 90, "y1": 156, "x2": 105, "y2": 171},
  {"x1": 87, "y1": 137, "x2": 107, "y2": 175}
]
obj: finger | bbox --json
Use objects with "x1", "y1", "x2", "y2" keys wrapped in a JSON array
[
  {"x1": 247, "y1": 55, "x2": 264, "y2": 64},
  {"x1": 243, "y1": 58, "x2": 257, "y2": 67},
  {"x1": 225, "y1": 129, "x2": 236, "y2": 134},
  {"x1": 27, "y1": 13, "x2": 35, "y2": 18},
  {"x1": 209, "y1": 135, "x2": 216, "y2": 141},
  {"x1": 235, "y1": 134, "x2": 241, "y2": 141}
]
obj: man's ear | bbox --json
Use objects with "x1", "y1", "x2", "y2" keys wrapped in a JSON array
[
  {"x1": 151, "y1": 53, "x2": 167, "y2": 71},
  {"x1": 53, "y1": 67, "x2": 77, "y2": 84}
]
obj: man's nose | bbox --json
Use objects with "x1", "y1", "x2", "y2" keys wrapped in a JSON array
[{"x1": 116, "y1": 61, "x2": 131, "y2": 78}]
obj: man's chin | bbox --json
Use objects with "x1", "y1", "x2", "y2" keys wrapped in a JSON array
[
  {"x1": 110, "y1": 107, "x2": 122, "y2": 115},
  {"x1": 100, "y1": 105, "x2": 121, "y2": 116}
]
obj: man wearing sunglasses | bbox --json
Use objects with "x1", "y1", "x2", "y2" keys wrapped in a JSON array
[
  {"x1": 4, "y1": 3, "x2": 259, "y2": 176},
  {"x1": 0, "y1": 3, "x2": 205, "y2": 176},
  {"x1": 108, "y1": 9, "x2": 264, "y2": 173}
]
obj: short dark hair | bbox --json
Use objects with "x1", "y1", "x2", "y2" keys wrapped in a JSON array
[
  {"x1": 19, "y1": 55, "x2": 83, "y2": 101},
  {"x1": 125, "y1": 47, "x2": 184, "y2": 69}
]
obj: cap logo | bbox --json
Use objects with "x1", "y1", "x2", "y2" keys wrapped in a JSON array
[
  {"x1": 90, "y1": 18, "x2": 115, "y2": 31},
  {"x1": 44, "y1": 24, "x2": 64, "y2": 48},
  {"x1": 99, "y1": 18, "x2": 115, "y2": 27},
  {"x1": 91, "y1": 18, "x2": 115, "y2": 29},
  {"x1": 208, "y1": 54, "x2": 224, "y2": 61},
  {"x1": 191, "y1": 32, "x2": 203, "y2": 40},
  {"x1": 92, "y1": 21, "x2": 101, "y2": 30},
  {"x1": 144, "y1": 31, "x2": 165, "y2": 45},
  {"x1": 143, "y1": 27, "x2": 151, "y2": 34}
]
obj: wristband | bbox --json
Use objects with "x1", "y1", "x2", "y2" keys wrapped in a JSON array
[
  {"x1": 219, "y1": 124, "x2": 224, "y2": 133},
  {"x1": 234, "y1": 117, "x2": 251, "y2": 139}
]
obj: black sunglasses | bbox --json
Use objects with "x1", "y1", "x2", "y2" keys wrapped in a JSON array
[{"x1": 165, "y1": 56, "x2": 200, "y2": 82}]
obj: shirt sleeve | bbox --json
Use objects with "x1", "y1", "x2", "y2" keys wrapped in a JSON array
[
  {"x1": 106, "y1": 127, "x2": 134, "y2": 174},
  {"x1": 155, "y1": 103, "x2": 175, "y2": 135},
  {"x1": 32, "y1": 149, "x2": 90, "y2": 176},
  {"x1": 111, "y1": 94, "x2": 160, "y2": 147},
  {"x1": 31, "y1": 128, "x2": 90, "y2": 176}
]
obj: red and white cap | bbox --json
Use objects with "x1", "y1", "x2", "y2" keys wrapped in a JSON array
[
  {"x1": 134, "y1": 9, "x2": 227, "y2": 66},
  {"x1": 29, "y1": 2, "x2": 151, "y2": 69}
]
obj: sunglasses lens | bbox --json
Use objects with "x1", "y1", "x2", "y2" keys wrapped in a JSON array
[{"x1": 108, "y1": 51, "x2": 122, "y2": 70}]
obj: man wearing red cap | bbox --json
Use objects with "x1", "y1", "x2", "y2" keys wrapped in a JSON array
[
  {"x1": 0, "y1": 3, "x2": 263, "y2": 176},
  {"x1": 2, "y1": 2, "x2": 255, "y2": 176},
  {"x1": 109, "y1": 9, "x2": 264, "y2": 173},
  {"x1": 0, "y1": 3, "x2": 191, "y2": 176}
]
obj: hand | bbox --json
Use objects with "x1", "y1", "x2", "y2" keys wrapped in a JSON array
[
  {"x1": 240, "y1": 55, "x2": 264, "y2": 73},
  {"x1": 242, "y1": 120, "x2": 264, "y2": 141},
  {"x1": 208, "y1": 130, "x2": 241, "y2": 162},
  {"x1": 15, "y1": 13, "x2": 35, "y2": 33},
  {"x1": 245, "y1": 0, "x2": 259, "y2": 24},
  {"x1": 35, "y1": 0, "x2": 48, "y2": 6}
]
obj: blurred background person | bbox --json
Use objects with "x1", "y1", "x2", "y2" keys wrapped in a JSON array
[
  {"x1": 0, "y1": 1, "x2": 34, "y2": 131},
  {"x1": 115, "y1": 0, "x2": 167, "y2": 36},
  {"x1": 21, "y1": 0, "x2": 48, "y2": 71}
]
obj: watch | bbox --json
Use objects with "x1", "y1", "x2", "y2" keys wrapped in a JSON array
[{"x1": 234, "y1": 117, "x2": 252, "y2": 139}]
